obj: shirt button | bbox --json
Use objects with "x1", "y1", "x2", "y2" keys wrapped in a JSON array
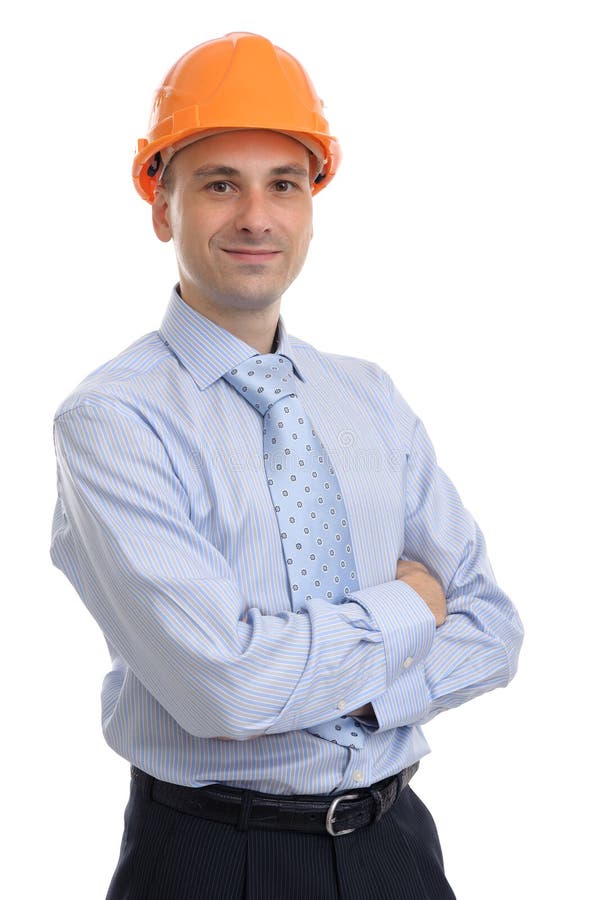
[
  {"x1": 403, "y1": 656, "x2": 414, "y2": 669},
  {"x1": 337, "y1": 700, "x2": 346, "y2": 711},
  {"x1": 353, "y1": 770, "x2": 364, "y2": 783}
]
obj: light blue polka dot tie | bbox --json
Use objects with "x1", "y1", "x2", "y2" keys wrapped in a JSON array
[{"x1": 223, "y1": 352, "x2": 367, "y2": 750}]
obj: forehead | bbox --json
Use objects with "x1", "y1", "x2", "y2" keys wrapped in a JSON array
[{"x1": 173, "y1": 130, "x2": 311, "y2": 172}]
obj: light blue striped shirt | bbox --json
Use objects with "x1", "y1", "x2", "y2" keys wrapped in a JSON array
[{"x1": 50, "y1": 287, "x2": 523, "y2": 794}]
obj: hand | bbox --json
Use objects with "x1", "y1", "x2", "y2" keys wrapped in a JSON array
[{"x1": 395, "y1": 558, "x2": 447, "y2": 627}]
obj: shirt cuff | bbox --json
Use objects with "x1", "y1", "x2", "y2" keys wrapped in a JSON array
[
  {"x1": 370, "y1": 661, "x2": 431, "y2": 731},
  {"x1": 344, "y1": 579, "x2": 436, "y2": 686}
]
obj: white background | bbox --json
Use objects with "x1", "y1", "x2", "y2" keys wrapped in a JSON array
[{"x1": 2, "y1": 1, "x2": 597, "y2": 897}]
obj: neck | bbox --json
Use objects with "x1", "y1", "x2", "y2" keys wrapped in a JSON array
[{"x1": 177, "y1": 284, "x2": 281, "y2": 354}]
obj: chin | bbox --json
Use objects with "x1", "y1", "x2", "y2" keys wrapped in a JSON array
[{"x1": 217, "y1": 281, "x2": 286, "y2": 310}]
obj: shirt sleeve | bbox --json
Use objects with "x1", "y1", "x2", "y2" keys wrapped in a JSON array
[
  {"x1": 363, "y1": 378, "x2": 524, "y2": 733},
  {"x1": 50, "y1": 402, "x2": 434, "y2": 740}
]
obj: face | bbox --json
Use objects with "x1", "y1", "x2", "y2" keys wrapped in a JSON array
[{"x1": 152, "y1": 130, "x2": 314, "y2": 315}]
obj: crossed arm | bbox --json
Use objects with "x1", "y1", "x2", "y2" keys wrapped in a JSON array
[
  {"x1": 236, "y1": 558, "x2": 444, "y2": 729},
  {"x1": 51, "y1": 401, "x2": 523, "y2": 741}
]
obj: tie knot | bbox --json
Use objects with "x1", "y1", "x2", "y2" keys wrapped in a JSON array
[{"x1": 223, "y1": 353, "x2": 297, "y2": 416}]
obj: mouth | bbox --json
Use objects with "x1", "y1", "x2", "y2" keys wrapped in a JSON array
[{"x1": 221, "y1": 248, "x2": 282, "y2": 263}]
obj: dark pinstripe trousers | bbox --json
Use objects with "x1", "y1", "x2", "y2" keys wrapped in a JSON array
[{"x1": 106, "y1": 771, "x2": 457, "y2": 899}]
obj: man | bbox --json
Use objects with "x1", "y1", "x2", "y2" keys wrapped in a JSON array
[{"x1": 50, "y1": 32, "x2": 523, "y2": 899}]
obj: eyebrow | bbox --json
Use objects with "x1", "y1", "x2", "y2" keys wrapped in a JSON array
[
  {"x1": 191, "y1": 163, "x2": 310, "y2": 180},
  {"x1": 269, "y1": 164, "x2": 310, "y2": 178}
]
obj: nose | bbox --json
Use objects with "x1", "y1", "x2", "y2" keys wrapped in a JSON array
[{"x1": 234, "y1": 189, "x2": 272, "y2": 235}]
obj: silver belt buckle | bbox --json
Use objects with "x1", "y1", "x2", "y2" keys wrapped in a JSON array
[{"x1": 325, "y1": 792, "x2": 360, "y2": 837}]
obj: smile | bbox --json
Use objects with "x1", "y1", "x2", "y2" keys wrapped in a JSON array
[{"x1": 221, "y1": 249, "x2": 282, "y2": 263}]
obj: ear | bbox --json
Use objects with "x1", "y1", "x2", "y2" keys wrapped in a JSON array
[{"x1": 152, "y1": 189, "x2": 173, "y2": 243}]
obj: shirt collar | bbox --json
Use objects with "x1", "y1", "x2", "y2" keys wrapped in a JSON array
[{"x1": 159, "y1": 286, "x2": 306, "y2": 391}]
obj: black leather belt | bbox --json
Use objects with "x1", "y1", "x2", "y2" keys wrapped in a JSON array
[{"x1": 132, "y1": 761, "x2": 419, "y2": 837}]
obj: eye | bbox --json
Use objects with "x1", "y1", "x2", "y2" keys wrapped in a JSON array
[
  {"x1": 273, "y1": 180, "x2": 296, "y2": 192},
  {"x1": 208, "y1": 181, "x2": 233, "y2": 193}
]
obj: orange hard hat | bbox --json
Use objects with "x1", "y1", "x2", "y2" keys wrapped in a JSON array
[{"x1": 133, "y1": 32, "x2": 341, "y2": 203}]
